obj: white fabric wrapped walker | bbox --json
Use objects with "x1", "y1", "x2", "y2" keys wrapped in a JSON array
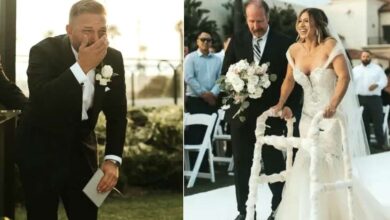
[{"x1": 245, "y1": 109, "x2": 353, "y2": 220}]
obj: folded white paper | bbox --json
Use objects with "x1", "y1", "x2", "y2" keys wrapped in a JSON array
[{"x1": 83, "y1": 169, "x2": 111, "y2": 207}]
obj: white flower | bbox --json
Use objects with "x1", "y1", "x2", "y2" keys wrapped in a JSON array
[
  {"x1": 217, "y1": 59, "x2": 272, "y2": 121},
  {"x1": 249, "y1": 87, "x2": 263, "y2": 99},
  {"x1": 231, "y1": 76, "x2": 245, "y2": 92},
  {"x1": 101, "y1": 65, "x2": 113, "y2": 78},
  {"x1": 247, "y1": 75, "x2": 259, "y2": 85},
  {"x1": 263, "y1": 79, "x2": 271, "y2": 88},
  {"x1": 226, "y1": 70, "x2": 237, "y2": 83},
  {"x1": 260, "y1": 63, "x2": 269, "y2": 72},
  {"x1": 96, "y1": 65, "x2": 117, "y2": 86},
  {"x1": 95, "y1": 74, "x2": 102, "y2": 81},
  {"x1": 247, "y1": 67, "x2": 256, "y2": 76},
  {"x1": 260, "y1": 75, "x2": 271, "y2": 88},
  {"x1": 235, "y1": 60, "x2": 249, "y2": 72},
  {"x1": 247, "y1": 83, "x2": 256, "y2": 94}
]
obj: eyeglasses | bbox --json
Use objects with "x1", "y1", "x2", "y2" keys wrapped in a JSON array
[{"x1": 198, "y1": 38, "x2": 212, "y2": 43}]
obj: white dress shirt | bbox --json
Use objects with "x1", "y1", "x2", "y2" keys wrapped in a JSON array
[
  {"x1": 70, "y1": 47, "x2": 122, "y2": 164},
  {"x1": 252, "y1": 26, "x2": 270, "y2": 65},
  {"x1": 352, "y1": 63, "x2": 388, "y2": 96}
]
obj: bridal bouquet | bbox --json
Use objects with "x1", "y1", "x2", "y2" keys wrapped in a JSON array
[{"x1": 217, "y1": 59, "x2": 271, "y2": 122}]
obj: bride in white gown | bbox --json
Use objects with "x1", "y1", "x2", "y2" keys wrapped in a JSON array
[{"x1": 271, "y1": 8, "x2": 390, "y2": 220}]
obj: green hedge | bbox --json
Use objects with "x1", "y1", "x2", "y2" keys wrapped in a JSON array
[{"x1": 97, "y1": 105, "x2": 183, "y2": 191}]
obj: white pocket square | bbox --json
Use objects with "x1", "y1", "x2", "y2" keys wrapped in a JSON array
[{"x1": 105, "y1": 87, "x2": 111, "y2": 92}]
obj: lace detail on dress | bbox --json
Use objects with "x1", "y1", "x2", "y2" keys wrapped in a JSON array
[{"x1": 286, "y1": 44, "x2": 343, "y2": 126}]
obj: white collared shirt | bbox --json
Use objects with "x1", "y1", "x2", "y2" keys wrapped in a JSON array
[
  {"x1": 70, "y1": 47, "x2": 122, "y2": 164},
  {"x1": 70, "y1": 47, "x2": 95, "y2": 121},
  {"x1": 252, "y1": 26, "x2": 270, "y2": 64},
  {"x1": 352, "y1": 63, "x2": 388, "y2": 96}
]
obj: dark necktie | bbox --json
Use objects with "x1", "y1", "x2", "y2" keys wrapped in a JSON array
[{"x1": 253, "y1": 38, "x2": 262, "y2": 63}]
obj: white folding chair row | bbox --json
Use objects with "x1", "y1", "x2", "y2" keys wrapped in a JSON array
[
  {"x1": 212, "y1": 109, "x2": 234, "y2": 172},
  {"x1": 246, "y1": 109, "x2": 353, "y2": 220},
  {"x1": 184, "y1": 113, "x2": 217, "y2": 188}
]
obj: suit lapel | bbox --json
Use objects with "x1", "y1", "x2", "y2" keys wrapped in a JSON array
[
  {"x1": 243, "y1": 30, "x2": 254, "y2": 63},
  {"x1": 89, "y1": 56, "x2": 111, "y2": 124},
  {"x1": 260, "y1": 28, "x2": 274, "y2": 64},
  {"x1": 61, "y1": 36, "x2": 76, "y2": 70},
  {"x1": 93, "y1": 81, "x2": 105, "y2": 111}
]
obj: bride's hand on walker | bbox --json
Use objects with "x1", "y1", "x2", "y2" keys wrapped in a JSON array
[
  {"x1": 323, "y1": 105, "x2": 336, "y2": 118},
  {"x1": 271, "y1": 104, "x2": 293, "y2": 119}
]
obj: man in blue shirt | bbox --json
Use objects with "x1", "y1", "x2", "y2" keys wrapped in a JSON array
[
  {"x1": 184, "y1": 31, "x2": 222, "y2": 174},
  {"x1": 184, "y1": 31, "x2": 222, "y2": 115}
]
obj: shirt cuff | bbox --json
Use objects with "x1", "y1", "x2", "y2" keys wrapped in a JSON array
[
  {"x1": 104, "y1": 155, "x2": 122, "y2": 165},
  {"x1": 211, "y1": 87, "x2": 220, "y2": 96},
  {"x1": 70, "y1": 62, "x2": 88, "y2": 84}
]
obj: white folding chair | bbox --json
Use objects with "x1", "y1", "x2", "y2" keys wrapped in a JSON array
[
  {"x1": 365, "y1": 105, "x2": 390, "y2": 146},
  {"x1": 184, "y1": 113, "x2": 217, "y2": 188},
  {"x1": 212, "y1": 109, "x2": 234, "y2": 172},
  {"x1": 382, "y1": 105, "x2": 389, "y2": 146},
  {"x1": 246, "y1": 109, "x2": 353, "y2": 220}
]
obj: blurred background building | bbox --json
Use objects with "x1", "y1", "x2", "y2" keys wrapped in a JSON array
[
  {"x1": 14, "y1": 0, "x2": 184, "y2": 106},
  {"x1": 191, "y1": 0, "x2": 390, "y2": 67}
]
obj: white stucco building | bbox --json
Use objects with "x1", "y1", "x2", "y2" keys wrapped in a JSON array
[{"x1": 199, "y1": 0, "x2": 390, "y2": 66}]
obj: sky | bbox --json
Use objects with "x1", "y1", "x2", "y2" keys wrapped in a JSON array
[{"x1": 16, "y1": 0, "x2": 183, "y2": 60}]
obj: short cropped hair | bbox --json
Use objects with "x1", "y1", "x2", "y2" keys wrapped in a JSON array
[{"x1": 69, "y1": 0, "x2": 106, "y2": 23}]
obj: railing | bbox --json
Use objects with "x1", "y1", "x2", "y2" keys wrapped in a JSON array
[
  {"x1": 15, "y1": 56, "x2": 183, "y2": 107},
  {"x1": 0, "y1": 110, "x2": 19, "y2": 219}
]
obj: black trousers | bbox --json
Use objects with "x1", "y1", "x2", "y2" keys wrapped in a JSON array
[
  {"x1": 230, "y1": 116, "x2": 286, "y2": 215},
  {"x1": 184, "y1": 96, "x2": 218, "y2": 144},
  {"x1": 19, "y1": 146, "x2": 97, "y2": 220},
  {"x1": 359, "y1": 95, "x2": 385, "y2": 147}
]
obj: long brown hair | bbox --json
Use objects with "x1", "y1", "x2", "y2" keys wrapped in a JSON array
[{"x1": 296, "y1": 8, "x2": 332, "y2": 43}]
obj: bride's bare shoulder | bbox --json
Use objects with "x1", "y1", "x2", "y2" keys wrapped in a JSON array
[
  {"x1": 288, "y1": 43, "x2": 300, "y2": 57},
  {"x1": 323, "y1": 37, "x2": 338, "y2": 52}
]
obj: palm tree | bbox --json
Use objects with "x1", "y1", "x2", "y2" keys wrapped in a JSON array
[{"x1": 184, "y1": 0, "x2": 220, "y2": 52}]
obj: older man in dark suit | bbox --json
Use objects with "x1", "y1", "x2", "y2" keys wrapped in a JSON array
[
  {"x1": 16, "y1": 1, "x2": 127, "y2": 219},
  {"x1": 0, "y1": 56, "x2": 27, "y2": 109},
  {"x1": 221, "y1": 1, "x2": 302, "y2": 219}
]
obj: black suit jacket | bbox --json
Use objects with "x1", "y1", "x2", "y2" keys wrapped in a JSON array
[
  {"x1": 222, "y1": 27, "x2": 301, "y2": 125},
  {"x1": 0, "y1": 60, "x2": 27, "y2": 109},
  {"x1": 17, "y1": 35, "x2": 127, "y2": 181}
]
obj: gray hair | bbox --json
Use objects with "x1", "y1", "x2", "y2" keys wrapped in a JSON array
[{"x1": 244, "y1": 0, "x2": 270, "y2": 17}]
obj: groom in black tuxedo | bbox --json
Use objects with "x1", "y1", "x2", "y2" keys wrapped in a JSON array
[
  {"x1": 221, "y1": 1, "x2": 301, "y2": 220},
  {"x1": 16, "y1": 1, "x2": 127, "y2": 219}
]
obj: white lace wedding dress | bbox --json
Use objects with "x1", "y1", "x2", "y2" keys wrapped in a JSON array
[{"x1": 274, "y1": 45, "x2": 390, "y2": 220}]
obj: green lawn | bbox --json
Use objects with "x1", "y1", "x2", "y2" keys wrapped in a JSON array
[{"x1": 15, "y1": 190, "x2": 182, "y2": 220}]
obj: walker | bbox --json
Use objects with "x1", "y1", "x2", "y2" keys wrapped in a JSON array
[{"x1": 245, "y1": 109, "x2": 353, "y2": 220}]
